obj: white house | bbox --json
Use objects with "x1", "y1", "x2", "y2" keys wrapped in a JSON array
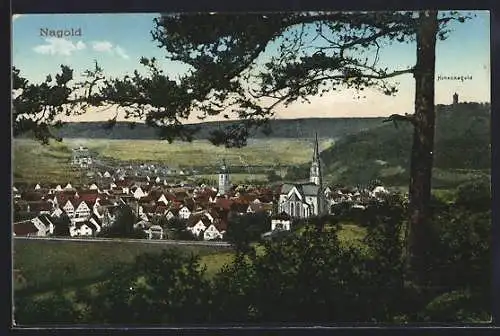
[
  {"x1": 134, "y1": 219, "x2": 151, "y2": 230},
  {"x1": 70, "y1": 222, "x2": 95, "y2": 237},
  {"x1": 166, "y1": 208, "x2": 179, "y2": 220},
  {"x1": 271, "y1": 212, "x2": 292, "y2": 231},
  {"x1": 74, "y1": 201, "x2": 92, "y2": 221},
  {"x1": 187, "y1": 215, "x2": 210, "y2": 237},
  {"x1": 63, "y1": 200, "x2": 76, "y2": 218},
  {"x1": 372, "y1": 186, "x2": 389, "y2": 197},
  {"x1": 157, "y1": 194, "x2": 169, "y2": 205},
  {"x1": 89, "y1": 216, "x2": 102, "y2": 234},
  {"x1": 89, "y1": 183, "x2": 99, "y2": 190},
  {"x1": 103, "y1": 171, "x2": 112, "y2": 178},
  {"x1": 179, "y1": 205, "x2": 192, "y2": 220},
  {"x1": 64, "y1": 183, "x2": 73, "y2": 190},
  {"x1": 31, "y1": 215, "x2": 54, "y2": 235},
  {"x1": 51, "y1": 207, "x2": 64, "y2": 218},
  {"x1": 34, "y1": 183, "x2": 41, "y2": 190},
  {"x1": 133, "y1": 187, "x2": 147, "y2": 199},
  {"x1": 203, "y1": 224, "x2": 223, "y2": 240},
  {"x1": 146, "y1": 225, "x2": 164, "y2": 240},
  {"x1": 203, "y1": 211, "x2": 215, "y2": 223}
]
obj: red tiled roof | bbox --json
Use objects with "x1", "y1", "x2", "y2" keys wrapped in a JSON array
[
  {"x1": 141, "y1": 204, "x2": 156, "y2": 213},
  {"x1": 214, "y1": 218, "x2": 228, "y2": 232},
  {"x1": 163, "y1": 193, "x2": 177, "y2": 202},
  {"x1": 230, "y1": 202, "x2": 249, "y2": 213},
  {"x1": 157, "y1": 200, "x2": 168, "y2": 207},
  {"x1": 215, "y1": 198, "x2": 234, "y2": 210},
  {"x1": 78, "y1": 193, "x2": 100, "y2": 204},
  {"x1": 13, "y1": 221, "x2": 39, "y2": 236},
  {"x1": 115, "y1": 179, "x2": 132, "y2": 187},
  {"x1": 27, "y1": 201, "x2": 52, "y2": 212},
  {"x1": 21, "y1": 192, "x2": 43, "y2": 202},
  {"x1": 98, "y1": 199, "x2": 112, "y2": 206},
  {"x1": 187, "y1": 214, "x2": 211, "y2": 228},
  {"x1": 155, "y1": 204, "x2": 168, "y2": 214},
  {"x1": 148, "y1": 189, "x2": 163, "y2": 199},
  {"x1": 138, "y1": 195, "x2": 155, "y2": 204},
  {"x1": 61, "y1": 190, "x2": 78, "y2": 196}
]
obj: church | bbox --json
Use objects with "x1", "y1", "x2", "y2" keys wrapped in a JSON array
[
  {"x1": 217, "y1": 158, "x2": 230, "y2": 196},
  {"x1": 277, "y1": 133, "x2": 327, "y2": 218}
]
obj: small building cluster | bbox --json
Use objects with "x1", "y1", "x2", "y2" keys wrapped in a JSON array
[{"x1": 71, "y1": 146, "x2": 93, "y2": 168}]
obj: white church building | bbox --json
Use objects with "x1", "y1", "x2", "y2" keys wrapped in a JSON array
[{"x1": 277, "y1": 133, "x2": 327, "y2": 218}]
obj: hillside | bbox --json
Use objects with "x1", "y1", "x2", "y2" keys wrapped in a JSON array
[
  {"x1": 319, "y1": 102, "x2": 491, "y2": 187},
  {"x1": 42, "y1": 117, "x2": 385, "y2": 140}
]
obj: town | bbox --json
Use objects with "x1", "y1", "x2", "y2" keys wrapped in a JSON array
[{"x1": 12, "y1": 133, "x2": 391, "y2": 241}]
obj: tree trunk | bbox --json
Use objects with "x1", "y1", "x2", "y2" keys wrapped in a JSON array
[{"x1": 407, "y1": 10, "x2": 438, "y2": 286}]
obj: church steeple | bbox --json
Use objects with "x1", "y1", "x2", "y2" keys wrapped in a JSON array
[
  {"x1": 312, "y1": 132, "x2": 320, "y2": 161},
  {"x1": 218, "y1": 158, "x2": 230, "y2": 196},
  {"x1": 310, "y1": 132, "x2": 322, "y2": 187}
]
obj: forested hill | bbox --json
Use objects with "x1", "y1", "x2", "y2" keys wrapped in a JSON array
[
  {"x1": 319, "y1": 102, "x2": 491, "y2": 187},
  {"x1": 47, "y1": 117, "x2": 385, "y2": 140}
]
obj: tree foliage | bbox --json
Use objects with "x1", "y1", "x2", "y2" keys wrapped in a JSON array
[
  {"x1": 12, "y1": 66, "x2": 75, "y2": 144},
  {"x1": 52, "y1": 212, "x2": 71, "y2": 236},
  {"x1": 225, "y1": 212, "x2": 270, "y2": 253},
  {"x1": 99, "y1": 205, "x2": 147, "y2": 239}
]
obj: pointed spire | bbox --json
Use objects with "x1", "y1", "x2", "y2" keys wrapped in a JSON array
[{"x1": 313, "y1": 132, "x2": 320, "y2": 161}]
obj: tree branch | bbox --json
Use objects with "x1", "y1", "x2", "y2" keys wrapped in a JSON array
[{"x1": 383, "y1": 113, "x2": 417, "y2": 128}]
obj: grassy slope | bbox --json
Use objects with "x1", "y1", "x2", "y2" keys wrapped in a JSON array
[
  {"x1": 321, "y1": 103, "x2": 491, "y2": 187},
  {"x1": 13, "y1": 138, "x2": 334, "y2": 184},
  {"x1": 65, "y1": 138, "x2": 333, "y2": 166},
  {"x1": 12, "y1": 140, "x2": 84, "y2": 185},
  {"x1": 13, "y1": 224, "x2": 364, "y2": 299},
  {"x1": 13, "y1": 239, "x2": 232, "y2": 296}
]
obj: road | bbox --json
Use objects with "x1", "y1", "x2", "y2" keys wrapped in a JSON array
[{"x1": 13, "y1": 236, "x2": 232, "y2": 248}]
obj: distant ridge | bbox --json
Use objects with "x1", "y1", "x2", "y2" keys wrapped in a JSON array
[{"x1": 42, "y1": 117, "x2": 387, "y2": 140}]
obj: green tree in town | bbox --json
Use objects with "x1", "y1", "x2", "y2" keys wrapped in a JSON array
[
  {"x1": 99, "y1": 204, "x2": 147, "y2": 239},
  {"x1": 52, "y1": 212, "x2": 71, "y2": 236}
]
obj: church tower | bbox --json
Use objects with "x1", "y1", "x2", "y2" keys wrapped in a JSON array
[
  {"x1": 218, "y1": 158, "x2": 230, "y2": 196},
  {"x1": 310, "y1": 132, "x2": 326, "y2": 215},
  {"x1": 310, "y1": 132, "x2": 322, "y2": 186}
]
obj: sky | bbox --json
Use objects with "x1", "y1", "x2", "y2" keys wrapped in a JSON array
[{"x1": 11, "y1": 11, "x2": 490, "y2": 123}]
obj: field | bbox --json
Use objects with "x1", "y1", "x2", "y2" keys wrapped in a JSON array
[
  {"x1": 13, "y1": 138, "x2": 334, "y2": 184},
  {"x1": 13, "y1": 239, "x2": 234, "y2": 298},
  {"x1": 13, "y1": 224, "x2": 365, "y2": 300},
  {"x1": 13, "y1": 140, "x2": 84, "y2": 185},
  {"x1": 73, "y1": 138, "x2": 334, "y2": 166}
]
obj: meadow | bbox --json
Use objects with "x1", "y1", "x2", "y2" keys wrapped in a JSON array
[
  {"x1": 13, "y1": 223, "x2": 365, "y2": 300},
  {"x1": 13, "y1": 239, "x2": 233, "y2": 297},
  {"x1": 13, "y1": 138, "x2": 334, "y2": 184},
  {"x1": 64, "y1": 138, "x2": 333, "y2": 166}
]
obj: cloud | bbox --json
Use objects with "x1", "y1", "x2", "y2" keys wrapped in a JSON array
[
  {"x1": 91, "y1": 41, "x2": 130, "y2": 59},
  {"x1": 33, "y1": 38, "x2": 86, "y2": 56},
  {"x1": 114, "y1": 46, "x2": 130, "y2": 59},
  {"x1": 91, "y1": 41, "x2": 113, "y2": 52}
]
